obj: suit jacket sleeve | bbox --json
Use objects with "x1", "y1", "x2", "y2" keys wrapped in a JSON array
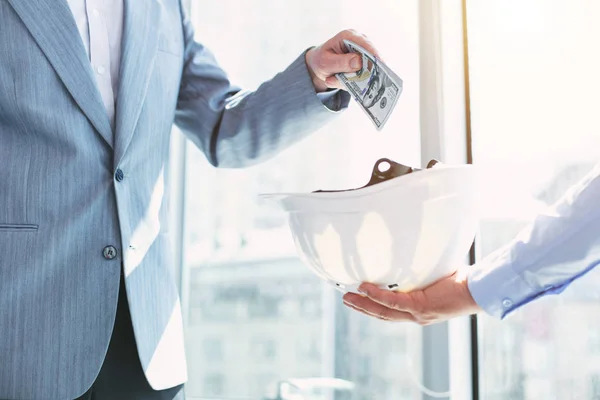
[{"x1": 173, "y1": 6, "x2": 351, "y2": 168}]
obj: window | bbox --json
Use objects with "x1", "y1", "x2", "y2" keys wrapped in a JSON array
[
  {"x1": 179, "y1": 0, "x2": 425, "y2": 399},
  {"x1": 202, "y1": 337, "x2": 224, "y2": 362},
  {"x1": 297, "y1": 336, "x2": 321, "y2": 364},
  {"x1": 299, "y1": 297, "x2": 321, "y2": 319},
  {"x1": 170, "y1": 1, "x2": 600, "y2": 399},
  {"x1": 250, "y1": 337, "x2": 278, "y2": 361},
  {"x1": 591, "y1": 375, "x2": 600, "y2": 400},
  {"x1": 590, "y1": 328, "x2": 600, "y2": 355},
  {"x1": 466, "y1": 0, "x2": 600, "y2": 399},
  {"x1": 202, "y1": 373, "x2": 225, "y2": 397}
]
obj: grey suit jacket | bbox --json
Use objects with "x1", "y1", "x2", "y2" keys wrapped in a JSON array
[{"x1": 0, "y1": 0, "x2": 349, "y2": 398}]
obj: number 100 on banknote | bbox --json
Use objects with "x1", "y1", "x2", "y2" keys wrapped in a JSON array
[{"x1": 336, "y1": 40, "x2": 403, "y2": 131}]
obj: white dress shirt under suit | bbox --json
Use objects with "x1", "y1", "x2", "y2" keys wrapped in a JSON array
[
  {"x1": 67, "y1": 0, "x2": 123, "y2": 128},
  {"x1": 65, "y1": 0, "x2": 339, "y2": 131}
]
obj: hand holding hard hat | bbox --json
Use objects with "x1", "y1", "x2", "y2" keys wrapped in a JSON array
[
  {"x1": 342, "y1": 269, "x2": 482, "y2": 324},
  {"x1": 262, "y1": 157, "x2": 481, "y2": 323}
]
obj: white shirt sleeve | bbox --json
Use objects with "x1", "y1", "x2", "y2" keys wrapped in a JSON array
[{"x1": 467, "y1": 162, "x2": 600, "y2": 318}]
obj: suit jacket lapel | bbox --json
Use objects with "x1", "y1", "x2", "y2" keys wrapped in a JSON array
[
  {"x1": 7, "y1": 0, "x2": 113, "y2": 148},
  {"x1": 114, "y1": 0, "x2": 161, "y2": 166}
]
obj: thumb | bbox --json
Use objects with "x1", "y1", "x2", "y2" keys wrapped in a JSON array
[
  {"x1": 347, "y1": 54, "x2": 362, "y2": 70},
  {"x1": 321, "y1": 52, "x2": 363, "y2": 75}
]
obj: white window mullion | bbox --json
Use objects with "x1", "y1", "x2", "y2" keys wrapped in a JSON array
[{"x1": 419, "y1": 1, "x2": 474, "y2": 399}]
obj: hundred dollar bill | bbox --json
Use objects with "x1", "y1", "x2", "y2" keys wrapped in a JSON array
[{"x1": 336, "y1": 40, "x2": 403, "y2": 131}]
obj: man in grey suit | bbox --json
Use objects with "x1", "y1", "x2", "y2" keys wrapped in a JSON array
[{"x1": 0, "y1": 0, "x2": 380, "y2": 399}]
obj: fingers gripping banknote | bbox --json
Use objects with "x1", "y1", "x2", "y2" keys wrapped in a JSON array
[{"x1": 336, "y1": 40, "x2": 403, "y2": 131}]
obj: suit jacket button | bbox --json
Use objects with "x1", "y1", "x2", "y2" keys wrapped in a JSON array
[
  {"x1": 103, "y1": 245, "x2": 118, "y2": 260},
  {"x1": 115, "y1": 169, "x2": 124, "y2": 182}
]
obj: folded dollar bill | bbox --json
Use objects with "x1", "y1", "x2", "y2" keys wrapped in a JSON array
[{"x1": 336, "y1": 40, "x2": 403, "y2": 131}]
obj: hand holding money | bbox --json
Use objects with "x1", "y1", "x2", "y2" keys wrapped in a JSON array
[
  {"x1": 305, "y1": 30, "x2": 382, "y2": 93},
  {"x1": 336, "y1": 40, "x2": 403, "y2": 130},
  {"x1": 305, "y1": 31, "x2": 403, "y2": 130}
]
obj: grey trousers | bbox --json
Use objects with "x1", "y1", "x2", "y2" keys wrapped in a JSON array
[{"x1": 75, "y1": 273, "x2": 185, "y2": 400}]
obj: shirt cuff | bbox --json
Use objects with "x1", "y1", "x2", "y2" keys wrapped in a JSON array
[
  {"x1": 316, "y1": 89, "x2": 351, "y2": 112},
  {"x1": 467, "y1": 248, "x2": 542, "y2": 319}
]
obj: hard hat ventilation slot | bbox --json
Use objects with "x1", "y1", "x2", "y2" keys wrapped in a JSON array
[
  {"x1": 377, "y1": 160, "x2": 391, "y2": 173},
  {"x1": 312, "y1": 158, "x2": 442, "y2": 193}
]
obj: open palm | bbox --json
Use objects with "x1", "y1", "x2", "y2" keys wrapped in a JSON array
[{"x1": 342, "y1": 272, "x2": 482, "y2": 325}]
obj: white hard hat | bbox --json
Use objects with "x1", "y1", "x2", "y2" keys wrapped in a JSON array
[{"x1": 261, "y1": 158, "x2": 479, "y2": 294}]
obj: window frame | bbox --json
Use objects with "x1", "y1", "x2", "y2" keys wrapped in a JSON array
[{"x1": 418, "y1": 1, "x2": 476, "y2": 399}]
